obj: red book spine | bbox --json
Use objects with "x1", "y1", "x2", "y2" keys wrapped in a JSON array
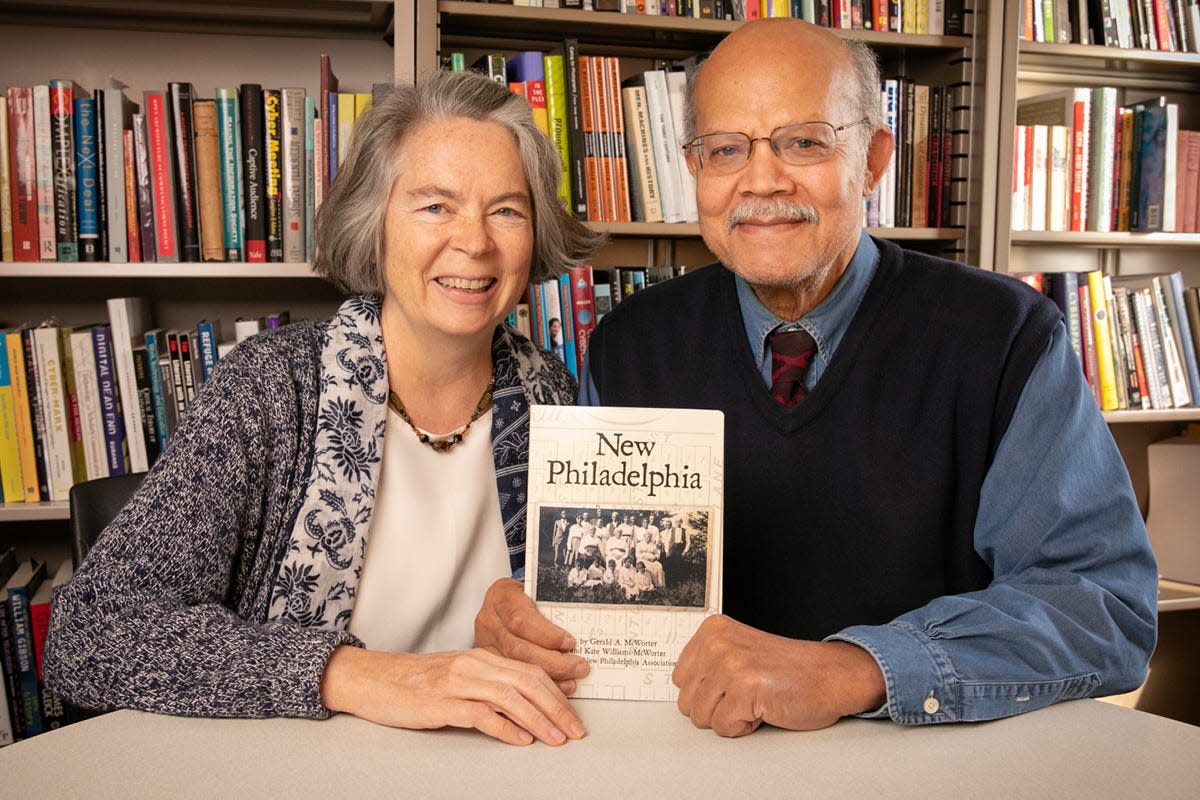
[
  {"x1": 6, "y1": 87, "x2": 38, "y2": 262},
  {"x1": 145, "y1": 90, "x2": 180, "y2": 261},
  {"x1": 605, "y1": 57, "x2": 631, "y2": 224},
  {"x1": 578, "y1": 56, "x2": 603, "y2": 223},
  {"x1": 123, "y1": 129, "x2": 142, "y2": 262},
  {"x1": 1069, "y1": 100, "x2": 1087, "y2": 232},
  {"x1": 567, "y1": 264, "x2": 596, "y2": 375}
]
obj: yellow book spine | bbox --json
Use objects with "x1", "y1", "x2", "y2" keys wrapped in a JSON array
[
  {"x1": 1086, "y1": 270, "x2": 1120, "y2": 410},
  {"x1": 543, "y1": 55, "x2": 572, "y2": 210},
  {"x1": 5, "y1": 331, "x2": 40, "y2": 502}
]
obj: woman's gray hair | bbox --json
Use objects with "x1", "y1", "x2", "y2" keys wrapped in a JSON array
[
  {"x1": 682, "y1": 36, "x2": 884, "y2": 143},
  {"x1": 312, "y1": 70, "x2": 604, "y2": 296}
]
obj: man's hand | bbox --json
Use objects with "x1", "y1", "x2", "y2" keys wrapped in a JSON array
[
  {"x1": 672, "y1": 615, "x2": 887, "y2": 737},
  {"x1": 474, "y1": 578, "x2": 590, "y2": 692},
  {"x1": 320, "y1": 645, "x2": 586, "y2": 746}
]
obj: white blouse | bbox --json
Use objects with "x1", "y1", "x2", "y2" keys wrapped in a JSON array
[{"x1": 348, "y1": 406, "x2": 510, "y2": 653}]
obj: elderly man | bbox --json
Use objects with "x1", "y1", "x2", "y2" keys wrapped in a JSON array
[{"x1": 476, "y1": 19, "x2": 1156, "y2": 737}]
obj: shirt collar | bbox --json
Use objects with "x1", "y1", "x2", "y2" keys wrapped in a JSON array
[{"x1": 736, "y1": 230, "x2": 879, "y2": 373}]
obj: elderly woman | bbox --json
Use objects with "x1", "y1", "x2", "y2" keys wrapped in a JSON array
[{"x1": 44, "y1": 71, "x2": 603, "y2": 747}]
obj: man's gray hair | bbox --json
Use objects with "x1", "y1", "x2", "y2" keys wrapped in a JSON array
[
  {"x1": 682, "y1": 35, "x2": 885, "y2": 143},
  {"x1": 312, "y1": 70, "x2": 604, "y2": 296}
]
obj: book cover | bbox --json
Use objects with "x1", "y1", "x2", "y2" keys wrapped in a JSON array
[
  {"x1": 215, "y1": 88, "x2": 244, "y2": 261},
  {"x1": 142, "y1": 90, "x2": 179, "y2": 262},
  {"x1": 524, "y1": 405, "x2": 723, "y2": 701},
  {"x1": 239, "y1": 84, "x2": 266, "y2": 262},
  {"x1": 102, "y1": 87, "x2": 132, "y2": 263},
  {"x1": 91, "y1": 324, "x2": 128, "y2": 476},
  {"x1": 69, "y1": 326, "x2": 110, "y2": 479},
  {"x1": 3, "y1": 330, "x2": 41, "y2": 502},
  {"x1": 191, "y1": 98, "x2": 226, "y2": 261},
  {"x1": 543, "y1": 54, "x2": 572, "y2": 211},
  {"x1": 32, "y1": 85, "x2": 56, "y2": 261},
  {"x1": 280, "y1": 87, "x2": 306, "y2": 263},
  {"x1": 105, "y1": 296, "x2": 152, "y2": 473},
  {"x1": 619, "y1": 84, "x2": 664, "y2": 223},
  {"x1": 132, "y1": 110, "x2": 157, "y2": 261},
  {"x1": 0, "y1": 341, "x2": 24, "y2": 502},
  {"x1": 561, "y1": 39, "x2": 590, "y2": 219},
  {"x1": 263, "y1": 88, "x2": 284, "y2": 262},
  {"x1": 5, "y1": 559, "x2": 48, "y2": 738},
  {"x1": 168, "y1": 82, "x2": 200, "y2": 261},
  {"x1": 6, "y1": 87, "x2": 38, "y2": 261},
  {"x1": 48, "y1": 80, "x2": 78, "y2": 262}
]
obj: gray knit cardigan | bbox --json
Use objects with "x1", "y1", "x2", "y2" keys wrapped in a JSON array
[{"x1": 43, "y1": 299, "x2": 575, "y2": 719}]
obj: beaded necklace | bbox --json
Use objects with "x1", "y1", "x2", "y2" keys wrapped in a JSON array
[{"x1": 387, "y1": 374, "x2": 496, "y2": 453}]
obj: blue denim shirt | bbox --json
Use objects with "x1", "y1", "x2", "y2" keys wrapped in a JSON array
[{"x1": 580, "y1": 232, "x2": 1158, "y2": 724}]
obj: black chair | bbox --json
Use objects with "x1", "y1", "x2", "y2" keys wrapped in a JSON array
[{"x1": 67, "y1": 472, "x2": 147, "y2": 568}]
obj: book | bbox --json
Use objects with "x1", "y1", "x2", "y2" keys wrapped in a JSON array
[
  {"x1": 30, "y1": 560, "x2": 75, "y2": 733},
  {"x1": 0, "y1": 96, "x2": 9, "y2": 262},
  {"x1": 567, "y1": 264, "x2": 597, "y2": 376},
  {"x1": 561, "y1": 39, "x2": 590, "y2": 219},
  {"x1": 3, "y1": 330, "x2": 41, "y2": 502},
  {"x1": 604, "y1": 57, "x2": 632, "y2": 224},
  {"x1": 1086, "y1": 86, "x2": 1118, "y2": 232},
  {"x1": 106, "y1": 297, "x2": 152, "y2": 473},
  {"x1": 142, "y1": 90, "x2": 179, "y2": 262},
  {"x1": 663, "y1": 69, "x2": 699, "y2": 224},
  {"x1": 543, "y1": 54, "x2": 573, "y2": 211},
  {"x1": 48, "y1": 80, "x2": 78, "y2": 262},
  {"x1": 102, "y1": 87, "x2": 133, "y2": 263},
  {"x1": 91, "y1": 324, "x2": 128, "y2": 476},
  {"x1": 280, "y1": 87, "x2": 306, "y2": 263},
  {"x1": 318, "y1": 53, "x2": 338, "y2": 198},
  {"x1": 263, "y1": 88, "x2": 284, "y2": 262},
  {"x1": 68, "y1": 326, "x2": 110, "y2": 479},
  {"x1": 131, "y1": 345, "x2": 160, "y2": 463},
  {"x1": 122, "y1": 129, "x2": 141, "y2": 263},
  {"x1": 631, "y1": 70, "x2": 683, "y2": 223},
  {"x1": 191, "y1": 98, "x2": 226, "y2": 261},
  {"x1": 143, "y1": 328, "x2": 177, "y2": 445},
  {"x1": 215, "y1": 87, "x2": 243, "y2": 261},
  {"x1": 0, "y1": 549, "x2": 16, "y2": 745},
  {"x1": 6, "y1": 87, "x2": 38, "y2": 261},
  {"x1": 130, "y1": 112, "x2": 155, "y2": 262},
  {"x1": 30, "y1": 325, "x2": 74, "y2": 500},
  {"x1": 239, "y1": 83, "x2": 266, "y2": 262},
  {"x1": 5, "y1": 559, "x2": 47, "y2": 738},
  {"x1": 1132, "y1": 97, "x2": 1168, "y2": 232},
  {"x1": 194, "y1": 320, "x2": 222, "y2": 383},
  {"x1": 168, "y1": 82, "x2": 200, "y2": 261},
  {"x1": 1085, "y1": 271, "x2": 1120, "y2": 410},
  {"x1": 32, "y1": 85, "x2": 56, "y2": 261},
  {"x1": 619, "y1": 84, "x2": 664, "y2": 223},
  {"x1": 0, "y1": 341, "x2": 24, "y2": 502},
  {"x1": 524, "y1": 405, "x2": 724, "y2": 701}
]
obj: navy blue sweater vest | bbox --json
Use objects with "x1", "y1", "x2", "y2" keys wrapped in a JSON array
[{"x1": 588, "y1": 238, "x2": 1061, "y2": 640}]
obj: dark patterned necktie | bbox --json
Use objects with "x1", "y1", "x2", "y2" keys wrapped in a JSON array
[{"x1": 769, "y1": 328, "x2": 817, "y2": 407}]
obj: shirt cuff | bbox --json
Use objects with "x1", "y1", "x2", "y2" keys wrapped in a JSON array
[{"x1": 826, "y1": 622, "x2": 956, "y2": 725}]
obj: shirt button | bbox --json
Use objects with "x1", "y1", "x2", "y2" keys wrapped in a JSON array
[{"x1": 923, "y1": 694, "x2": 940, "y2": 715}]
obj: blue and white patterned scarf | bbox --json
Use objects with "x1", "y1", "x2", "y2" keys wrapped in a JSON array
[{"x1": 266, "y1": 294, "x2": 576, "y2": 631}]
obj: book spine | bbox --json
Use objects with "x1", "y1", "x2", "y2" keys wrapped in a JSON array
[
  {"x1": 263, "y1": 89, "x2": 284, "y2": 262},
  {"x1": 562, "y1": 39, "x2": 590, "y2": 219},
  {"x1": 239, "y1": 84, "x2": 266, "y2": 262},
  {"x1": 1134, "y1": 101, "x2": 1166, "y2": 232},
  {"x1": 9, "y1": 567, "x2": 47, "y2": 737},
  {"x1": 32, "y1": 85, "x2": 57, "y2": 261},
  {"x1": 142, "y1": 331, "x2": 173, "y2": 449},
  {"x1": 0, "y1": 95, "x2": 10, "y2": 262},
  {"x1": 0, "y1": 591, "x2": 25, "y2": 739},
  {"x1": 194, "y1": 321, "x2": 220, "y2": 382},
  {"x1": 1077, "y1": 283, "x2": 1102, "y2": 405},
  {"x1": 143, "y1": 90, "x2": 179, "y2": 262},
  {"x1": 557, "y1": 275, "x2": 579, "y2": 379},
  {"x1": 544, "y1": 55, "x2": 573, "y2": 211},
  {"x1": 192, "y1": 99, "x2": 226, "y2": 262},
  {"x1": 131, "y1": 113, "x2": 155, "y2": 262},
  {"x1": 1085, "y1": 271, "x2": 1120, "y2": 410},
  {"x1": 169, "y1": 82, "x2": 200, "y2": 261},
  {"x1": 4, "y1": 332, "x2": 41, "y2": 501},
  {"x1": 215, "y1": 88, "x2": 244, "y2": 261},
  {"x1": 103, "y1": 88, "x2": 129, "y2": 262},
  {"x1": 55, "y1": 327, "x2": 87, "y2": 484},
  {"x1": 131, "y1": 345, "x2": 160, "y2": 464},
  {"x1": 578, "y1": 54, "x2": 603, "y2": 222},
  {"x1": 7, "y1": 87, "x2": 39, "y2": 261},
  {"x1": 166, "y1": 332, "x2": 187, "y2": 417},
  {"x1": 620, "y1": 85, "x2": 663, "y2": 223},
  {"x1": 604, "y1": 58, "x2": 632, "y2": 223},
  {"x1": 280, "y1": 88, "x2": 306, "y2": 263},
  {"x1": 1130, "y1": 288, "x2": 1168, "y2": 409},
  {"x1": 1069, "y1": 95, "x2": 1089, "y2": 232},
  {"x1": 644, "y1": 71, "x2": 685, "y2": 223},
  {"x1": 31, "y1": 327, "x2": 76, "y2": 499},
  {"x1": 1087, "y1": 87, "x2": 1116, "y2": 232},
  {"x1": 91, "y1": 324, "x2": 128, "y2": 475},
  {"x1": 107, "y1": 296, "x2": 151, "y2": 473},
  {"x1": 49, "y1": 80, "x2": 77, "y2": 261},
  {"x1": 0, "y1": 343, "x2": 24, "y2": 503},
  {"x1": 70, "y1": 328, "x2": 110, "y2": 479},
  {"x1": 179, "y1": 333, "x2": 198, "y2": 404},
  {"x1": 21, "y1": 331, "x2": 51, "y2": 501},
  {"x1": 567, "y1": 264, "x2": 597, "y2": 376}
]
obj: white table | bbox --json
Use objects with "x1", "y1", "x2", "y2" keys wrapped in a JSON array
[{"x1": 2, "y1": 698, "x2": 1198, "y2": 798}]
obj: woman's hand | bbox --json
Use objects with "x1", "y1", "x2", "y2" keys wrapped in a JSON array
[
  {"x1": 320, "y1": 645, "x2": 586, "y2": 746},
  {"x1": 473, "y1": 578, "x2": 590, "y2": 692}
]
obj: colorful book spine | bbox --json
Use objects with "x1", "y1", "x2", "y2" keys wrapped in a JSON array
[
  {"x1": 6, "y1": 87, "x2": 38, "y2": 261},
  {"x1": 69, "y1": 327, "x2": 110, "y2": 479},
  {"x1": 91, "y1": 323, "x2": 128, "y2": 476},
  {"x1": 1085, "y1": 271, "x2": 1120, "y2": 410},
  {"x1": 567, "y1": 264, "x2": 597, "y2": 376},
  {"x1": 239, "y1": 84, "x2": 266, "y2": 263},
  {"x1": 143, "y1": 329, "x2": 174, "y2": 450},
  {"x1": 280, "y1": 87, "x2": 306, "y2": 263},
  {"x1": 48, "y1": 80, "x2": 77, "y2": 261},
  {"x1": 0, "y1": 341, "x2": 23, "y2": 503},
  {"x1": 7, "y1": 560, "x2": 48, "y2": 738},
  {"x1": 543, "y1": 54, "x2": 572, "y2": 211},
  {"x1": 192, "y1": 98, "x2": 226, "y2": 262},
  {"x1": 32, "y1": 85, "x2": 57, "y2": 261},
  {"x1": 215, "y1": 88, "x2": 244, "y2": 262},
  {"x1": 263, "y1": 89, "x2": 284, "y2": 262},
  {"x1": 194, "y1": 320, "x2": 221, "y2": 382},
  {"x1": 143, "y1": 90, "x2": 179, "y2": 262},
  {"x1": 557, "y1": 274, "x2": 579, "y2": 379},
  {"x1": 168, "y1": 82, "x2": 200, "y2": 261},
  {"x1": 3, "y1": 331, "x2": 40, "y2": 502},
  {"x1": 562, "y1": 39, "x2": 589, "y2": 219}
]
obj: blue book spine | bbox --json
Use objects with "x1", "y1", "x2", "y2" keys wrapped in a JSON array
[
  {"x1": 1047, "y1": 271, "x2": 1083, "y2": 370},
  {"x1": 216, "y1": 89, "x2": 244, "y2": 261},
  {"x1": 8, "y1": 564, "x2": 47, "y2": 738},
  {"x1": 143, "y1": 331, "x2": 172, "y2": 447},
  {"x1": 92, "y1": 325, "x2": 127, "y2": 476},
  {"x1": 1134, "y1": 101, "x2": 1166, "y2": 232},
  {"x1": 557, "y1": 274, "x2": 578, "y2": 379},
  {"x1": 73, "y1": 97, "x2": 100, "y2": 261},
  {"x1": 194, "y1": 321, "x2": 220, "y2": 382},
  {"x1": 1168, "y1": 272, "x2": 1200, "y2": 404},
  {"x1": 327, "y1": 93, "x2": 338, "y2": 184},
  {"x1": 506, "y1": 50, "x2": 546, "y2": 84}
]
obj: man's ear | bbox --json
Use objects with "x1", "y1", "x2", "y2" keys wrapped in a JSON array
[{"x1": 862, "y1": 126, "x2": 895, "y2": 196}]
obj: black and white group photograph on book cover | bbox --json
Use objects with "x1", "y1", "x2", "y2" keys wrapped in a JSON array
[
  {"x1": 524, "y1": 405, "x2": 723, "y2": 700},
  {"x1": 532, "y1": 505, "x2": 712, "y2": 609}
]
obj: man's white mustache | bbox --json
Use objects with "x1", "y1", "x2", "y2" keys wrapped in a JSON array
[{"x1": 726, "y1": 199, "x2": 820, "y2": 231}]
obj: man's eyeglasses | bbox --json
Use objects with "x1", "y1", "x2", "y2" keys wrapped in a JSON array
[{"x1": 683, "y1": 119, "x2": 871, "y2": 175}]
